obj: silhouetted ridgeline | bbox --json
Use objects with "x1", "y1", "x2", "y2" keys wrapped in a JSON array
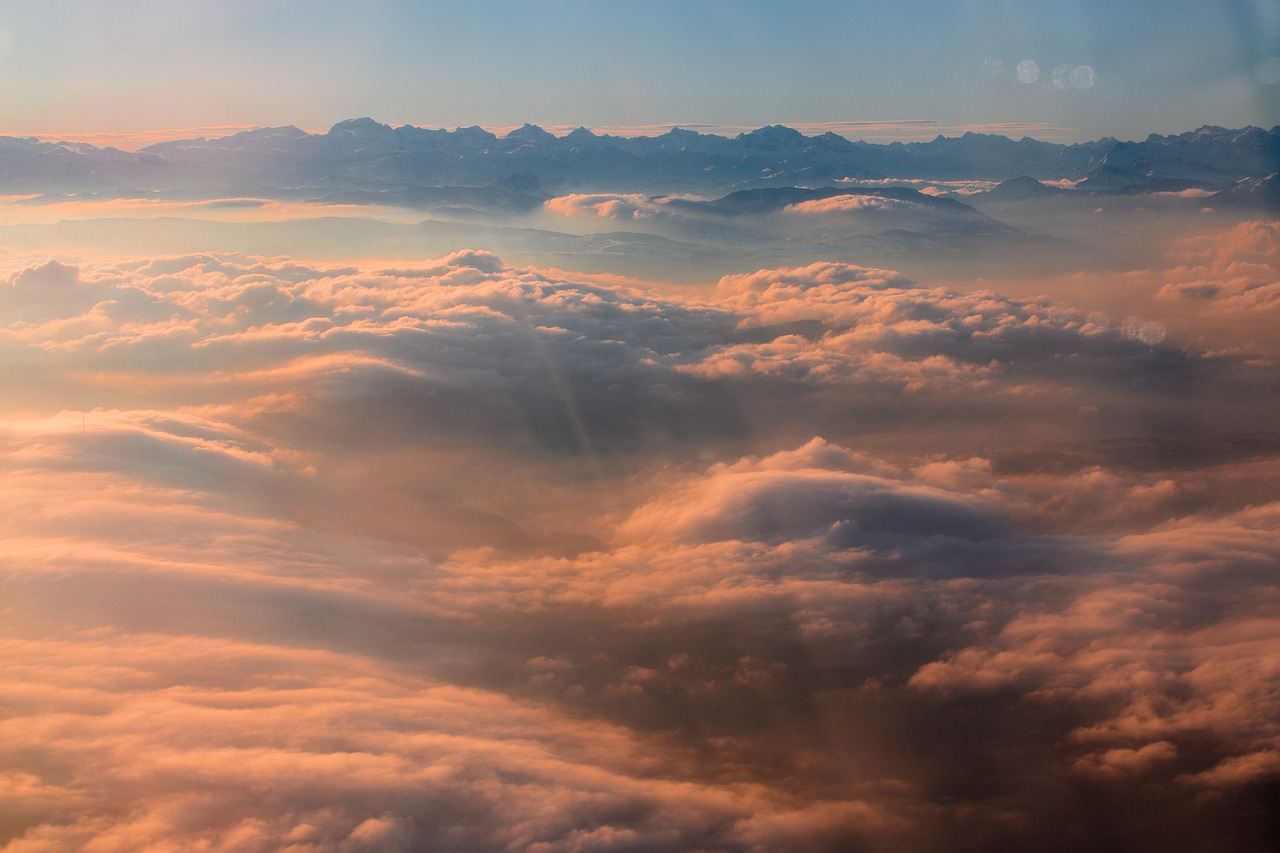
[{"x1": 1, "y1": 120, "x2": 1277, "y2": 196}]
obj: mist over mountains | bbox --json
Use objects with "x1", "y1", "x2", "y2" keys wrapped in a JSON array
[{"x1": 3, "y1": 120, "x2": 1278, "y2": 198}]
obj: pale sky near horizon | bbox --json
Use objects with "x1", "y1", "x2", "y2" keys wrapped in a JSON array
[{"x1": 1, "y1": 0, "x2": 1277, "y2": 145}]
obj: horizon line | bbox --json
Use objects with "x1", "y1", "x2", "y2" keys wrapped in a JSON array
[
  {"x1": 0, "y1": 119, "x2": 1084, "y2": 150},
  {"x1": 5, "y1": 118, "x2": 1266, "y2": 152}
]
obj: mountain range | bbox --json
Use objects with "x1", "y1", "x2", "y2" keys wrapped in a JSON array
[{"x1": 1, "y1": 121, "x2": 1277, "y2": 200}]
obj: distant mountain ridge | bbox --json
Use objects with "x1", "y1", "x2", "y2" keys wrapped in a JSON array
[{"x1": 1, "y1": 120, "x2": 1276, "y2": 197}]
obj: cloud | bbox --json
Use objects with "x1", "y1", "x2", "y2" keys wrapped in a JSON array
[
  {"x1": 1156, "y1": 220, "x2": 1280, "y2": 313},
  {"x1": 544, "y1": 194, "x2": 663, "y2": 221},
  {"x1": 622, "y1": 439, "x2": 1019, "y2": 561},
  {"x1": 7, "y1": 420, "x2": 1276, "y2": 849},
  {"x1": 0, "y1": 632, "x2": 783, "y2": 853},
  {"x1": 785, "y1": 195, "x2": 916, "y2": 214},
  {"x1": 909, "y1": 500, "x2": 1280, "y2": 790},
  {"x1": 833, "y1": 177, "x2": 1001, "y2": 196},
  {"x1": 2, "y1": 251, "x2": 1278, "y2": 851},
  {"x1": 0, "y1": 259, "x2": 94, "y2": 317},
  {"x1": 15, "y1": 124, "x2": 272, "y2": 151}
]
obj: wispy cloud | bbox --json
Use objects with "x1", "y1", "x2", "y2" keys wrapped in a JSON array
[{"x1": 6, "y1": 124, "x2": 281, "y2": 150}]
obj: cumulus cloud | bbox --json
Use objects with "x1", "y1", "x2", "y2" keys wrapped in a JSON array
[
  {"x1": 910, "y1": 499, "x2": 1280, "y2": 793},
  {"x1": 544, "y1": 193, "x2": 665, "y2": 221},
  {"x1": 785, "y1": 195, "x2": 916, "y2": 214},
  {"x1": 1156, "y1": 220, "x2": 1280, "y2": 313},
  {"x1": 2, "y1": 250, "x2": 1278, "y2": 852},
  {"x1": 622, "y1": 439, "x2": 1030, "y2": 575},
  {"x1": 0, "y1": 259, "x2": 98, "y2": 319}
]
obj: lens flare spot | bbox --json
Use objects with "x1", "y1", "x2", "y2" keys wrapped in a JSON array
[
  {"x1": 1070, "y1": 65, "x2": 1097, "y2": 89},
  {"x1": 1122, "y1": 316, "x2": 1167, "y2": 345},
  {"x1": 1051, "y1": 64, "x2": 1097, "y2": 91}
]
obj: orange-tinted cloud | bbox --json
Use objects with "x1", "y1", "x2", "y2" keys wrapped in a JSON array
[
  {"x1": 1157, "y1": 220, "x2": 1280, "y2": 313},
  {"x1": 2, "y1": 251, "x2": 1278, "y2": 851}
]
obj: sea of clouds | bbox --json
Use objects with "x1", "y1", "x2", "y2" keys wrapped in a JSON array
[{"x1": 2, "y1": 237, "x2": 1279, "y2": 851}]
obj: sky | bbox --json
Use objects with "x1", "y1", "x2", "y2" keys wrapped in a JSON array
[{"x1": 1, "y1": 0, "x2": 1277, "y2": 145}]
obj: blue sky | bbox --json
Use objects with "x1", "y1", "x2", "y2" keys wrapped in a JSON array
[{"x1": 1, "y1": 0, "x2": 1276, "y2": 143}]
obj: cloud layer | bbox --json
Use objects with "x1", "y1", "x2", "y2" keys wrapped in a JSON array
[{"x1": 2, "y1": 250, "x2": 1278, "y2": 852}]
